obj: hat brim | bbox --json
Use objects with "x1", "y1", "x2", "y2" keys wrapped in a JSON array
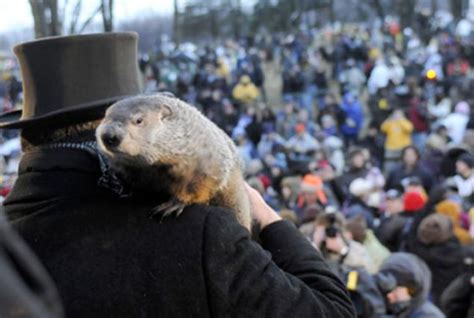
[{"x1": 0, "y1": 95, "x2": 132, "y2": 129}]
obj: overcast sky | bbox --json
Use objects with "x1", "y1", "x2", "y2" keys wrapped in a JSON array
[{"x1": 0, "y1": 0, "x2": 174, "y2": 33}]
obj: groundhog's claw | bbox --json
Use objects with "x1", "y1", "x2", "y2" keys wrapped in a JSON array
[{"x1": 150, "y1": 199, "x2": 186, "y2": 221}]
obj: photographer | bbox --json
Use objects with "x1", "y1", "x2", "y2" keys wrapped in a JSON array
[{"x1": 312, "y1": 210, "x2": 374, "y2": 273}]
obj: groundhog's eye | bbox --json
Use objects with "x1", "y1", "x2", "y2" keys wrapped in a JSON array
[{"x1": 133, "y1": 116, "x2": 144, "y2": 126}]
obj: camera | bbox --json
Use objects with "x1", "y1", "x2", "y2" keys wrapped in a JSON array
[
  {"x1": 324, "y1": 208, "x2": 340, "y2": 238},
  {"x1": 325, "y1": 212, "x2": 339, "y2": 238}
]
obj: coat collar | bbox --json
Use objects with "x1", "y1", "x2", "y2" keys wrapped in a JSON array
[{"x1": 4, "y1": 148, "x2": 113, "y2": 211}]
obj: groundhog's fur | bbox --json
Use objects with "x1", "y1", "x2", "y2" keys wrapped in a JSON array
[{"x1": 96, "y1": 93, "x2": 251, "y2": 231}]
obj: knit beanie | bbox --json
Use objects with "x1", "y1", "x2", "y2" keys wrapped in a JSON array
[
  {"x1": 404, "y1": 191, "x2": 425, "y2": 212},
  {"x1": 417, "y1": 214, "x2": 453, "y2": 245}
]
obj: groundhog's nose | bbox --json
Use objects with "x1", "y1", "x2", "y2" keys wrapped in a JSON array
[{"x1": 101, "y1": 131, "x2": 122, "y2": 150}]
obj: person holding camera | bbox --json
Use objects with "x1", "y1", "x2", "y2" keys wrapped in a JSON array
[{"x1": 312, "y1": 210, "x2": 374, "y2": 273}]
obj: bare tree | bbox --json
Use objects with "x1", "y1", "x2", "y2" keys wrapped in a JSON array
[
  {"x1": 29, "y1": 0, "x2": 105, "y2": 38},
  {"x1": 370, "y1": 0, "x2": 385, "y2": 22},
  {"x1": 29, "y1": 0, "x2": 62, "y2": 38},
  {"x1": 101, "y1": 0, "x2": 114, "y2": 32},
  {"x1": 451, "y1": 0, "x2": 463, "y2": 21},
  {"x1": 173, "y1": 0, "x2": 180, "y2": 45}
]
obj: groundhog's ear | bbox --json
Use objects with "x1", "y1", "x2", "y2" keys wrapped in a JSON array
[
  {"x1": 160, "y1": 105, "x2": 173, "y2": 119},
  {"x1": 157, "y1": 91, "x2": 175, "y2": 98}
]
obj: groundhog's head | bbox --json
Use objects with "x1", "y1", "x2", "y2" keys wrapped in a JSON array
[{"x1": 96, "y1": 94, "x2": 176, "y2": 166}]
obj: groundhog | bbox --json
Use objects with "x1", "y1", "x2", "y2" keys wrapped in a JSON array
[{"x1": 96, "y1": 93, "x2": 252, "y2": 231}]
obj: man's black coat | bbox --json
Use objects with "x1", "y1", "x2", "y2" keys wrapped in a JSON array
[{"x1": 4, "y1": 148, "x2": 355, "y2": 317}]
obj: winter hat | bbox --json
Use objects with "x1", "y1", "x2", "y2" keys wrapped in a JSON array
[
  {"x1": 299, "y1": 174, "x2": 328, "y2": 205},
  {"x1": 349, "y1": 178, "x2": 372, "y2": 198},
  {"x1": 457, "y1": 153, "x2": 474, "y2": 168},
  {"x1": 417, "y1": 214, "x2": 453, "y2": 245},
  {"x1": 403, "y1": 191, "x2": 425, "y2": 212},
  {"x1": 380, "y1": 253, "x2": 430, "y2": 298},
  {"x1": 455, "y1": 101, "x2": 470, "y2": 115},
  {"x1": 436, "y1": 200, "x2": 474, "y2": 245}
]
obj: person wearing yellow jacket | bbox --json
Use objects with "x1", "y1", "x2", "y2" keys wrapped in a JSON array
[
  {"x1": 381, "y1": 109, "x2": 414, "y2": 172},
  {"x1": 232, "y1": 75, "x2": 259, "y2": 105}
]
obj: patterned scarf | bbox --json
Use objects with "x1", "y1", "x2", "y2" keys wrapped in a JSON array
[{"x1": 42, "y1": 141, "x2": 131, "y2": 198}]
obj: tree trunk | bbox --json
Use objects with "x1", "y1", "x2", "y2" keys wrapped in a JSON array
[
  {"x1": 29, "y1": 0, "x2": 48, "y2": 38},
  {"x1": 173, "y1": 0, "x2": 180, "y2": 45},
  {"x1": 397, "y1": 0, "x2": 416, "y2": 29},
  {"x1": 47, "y1": 0, "x2": 61, "y2": 36},
  {"x1": 101, "y1": 0, "x2": 114, "y2": 32},
  {"x1": 431, "y1": 0, "x2": 438, "y2": 13},
  {"x1": 232, "y1": 0, "x2": 242, "y2": 39},
  {"x1": 371, "y1": 0, "x2": 385, "y2": 22},
  {"x1": 451, "y1": 0, "x2": 463, "y2": 21},
  {"x1": 329, "y1": 0, "x2": 335, "y2": 23}
]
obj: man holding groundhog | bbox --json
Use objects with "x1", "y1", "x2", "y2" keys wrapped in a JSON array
[{"x1": 0, "y1": 32, "x2": 355, "y2": 317}]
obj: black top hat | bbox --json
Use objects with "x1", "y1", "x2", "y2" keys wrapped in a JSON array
[{"x1": 0, "y1": 32, "x2": 141, "y2": 129}]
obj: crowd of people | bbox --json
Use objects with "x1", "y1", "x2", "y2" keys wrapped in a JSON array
[
  {"x1": 2, "y1": 14, "x2": 474, "y2": 318},
  {"x1": 135, "y1": 18, "x2": 474, "y2": 317}
]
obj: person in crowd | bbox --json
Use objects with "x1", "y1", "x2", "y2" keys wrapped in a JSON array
[
  {"x1": 452, "y1": 153, "x2": 474, "y2": 206},
  {"x1": 436, "y1": 200, "x2": 473, "y2": 246},
  {"x1": 442, "y1": 101, "x2": 470, "y2": 145},
  {"x1": 313, "y1": 211, "x2": 375, "y2": 273},
  {"x1": 358, "y1": 121, "x2": 385, "y2": 168},
  {"x1": 345, "y1": 178, "x2": 376, "y2": 229},
  {"x1": 377, "y1": 190, "x2": 425, "y2": 252},
  {"x1": 408, "y1": 88, "x2": 429, "y2": 150},
  {"x1": 286, "y1": 123, "x2": 319, "y2": 160},
  {"x1": 338, "y1": 58, "x2": 366, "y2": 95},
  {"x1": 282, "y1": 64, "x2": 306, "y2": 105},
  {"x1": 420, "y1": 134, "x2": 447, "y2": 180},
  {"x1": 386, "y1": 146, "x2": 435, "y2": 193},
  {"x1": 276, "y1": 100, "x2": 299, "y2": 139},
  {"x1": 378, "y1": 253, "x2": 445, "y2": 317},
  {"x1": 345, "y1": 215, "x2": 390, "y2": 273},
  {"x1": 295, "y1": 174, "x2": 330, "y2": 219},
  {"x1": 428, "y1": 88, "x2": 451, "y2": 125},
  {"x1": 256, "y1": 126, "x2": 286, "y2": 159},
  {"x1": 232, "y1": 74, "x2": 260, "y2": 106},
  {"x1": 323, "y1": 136, "x2": 345, "y2": 175},
  {"x1": 410, "y1": 213, "x2": 465, "y2": 306},
  {"x1": 368, "y1": 58, "x2": 390, "y2": 95},
  {"x1": 381, "y1": 109, "x2": 414, "y2": 172},
  {"x1": 1, "y1": 33, "x2": 355, "y2": 317},
  {"x1": 340, "y1": 91, "x2": 364, "y2": 147},
  {"x1": 335, "y1": 148, "x2": 369, "y2": 198},
  {"x1": 440, "y1": 255, "x2": 474, "y2": 318}
]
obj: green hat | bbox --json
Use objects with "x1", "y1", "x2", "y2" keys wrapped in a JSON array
[{"x1": 0, "y1": 32, "x2": 141, "y2": 129}]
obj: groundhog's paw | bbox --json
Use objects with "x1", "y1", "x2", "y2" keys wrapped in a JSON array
[{"x1": 150, "y1": 198, "x2": 186, "y2": 222}]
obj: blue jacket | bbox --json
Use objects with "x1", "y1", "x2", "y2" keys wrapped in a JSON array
[{"x1": 341, "y1": 93, "x2": 363, "y2": 136}]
